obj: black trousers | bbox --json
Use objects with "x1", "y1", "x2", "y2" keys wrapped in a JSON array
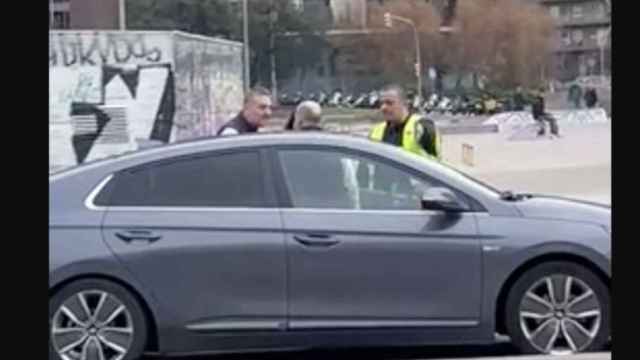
[{"x1": 534, "y1": 113, "x2": 559, "y2": 135}]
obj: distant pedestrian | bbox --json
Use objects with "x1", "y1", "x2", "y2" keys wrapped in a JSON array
[
  {"x1": 513, "y1": 86, "x2": 526, "y2": 111},
  {"x1": 584, "y1": 87, "x2": 598, "y2": 108},
  {"x1": 568, "y1": 83, "x2": 583, "y2": 109},
  {"x1": 531, "y1": 87, "x2": 560, "y2": 137}
]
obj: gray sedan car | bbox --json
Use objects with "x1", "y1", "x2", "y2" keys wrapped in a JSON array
[{"x1": 49, "y1": 132, "x2": 611, "y2": 360}]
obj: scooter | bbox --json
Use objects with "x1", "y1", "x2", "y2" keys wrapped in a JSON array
[
  {"x1": 317, "y1": 91, "x2": 328, "y2": 106},
  {"x1": 352, "y1": 93, "x2": 368, "y2": 108},
  {"x1": 292, "y1": 91, "x2": 304, "y2": 105},
  {"x1": 328, "y1": 91, "x2": 342, "y2": 107},
  {"x1": 341, "y1": 94, "x2": 354, "y2": 108},
  {"x1": 368, "y1": 91, "x2": 380, "y2": 108}
]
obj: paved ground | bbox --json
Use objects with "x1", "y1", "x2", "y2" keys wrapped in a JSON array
[
  {"x1": 442, "y1": 123, "x2": 611, "y2": 204},
  {"x1": 276, "y1": 116, "x2": 612, "y2": 204}
]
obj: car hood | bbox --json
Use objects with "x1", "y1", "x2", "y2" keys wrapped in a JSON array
[{"x1": 514, "y1": 195, "x2": 611, "y2": 228}]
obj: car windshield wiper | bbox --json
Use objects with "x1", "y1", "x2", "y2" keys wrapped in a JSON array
[{"x1": 500, "y1": 191, "x2": 533, "y2": 201}]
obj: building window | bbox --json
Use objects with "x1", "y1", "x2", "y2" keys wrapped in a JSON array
[
  {"x1": 597, "y1": 3, "x2": 605, "y2": 17},
  {"x1": 292, "y1": 0, "x2": 304, "y2": 12},
  {"x1": 550, "y1": 6, "x2": 560, "y2": 19},
  {"x1": 559, "y1": 5, "x2": 570, "y2": 21},
  {"x1": 597, "y1": 28, "x2": 610, "y2": 47},
  {"x1": 572, "y1": 29, "x2": 584, "y2": 46},
  {"x1": 571, "y1": 5, "x2": 583, "y2": 19},
  {"x1": 561, "y1": 31, "x2": 571, "y2": 47},
  {"x1": 52, "y1": 11, "x2": 70, "y2": 29}
]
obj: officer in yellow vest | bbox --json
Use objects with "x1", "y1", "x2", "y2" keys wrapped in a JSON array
[{"x1": 369, "y1": 84, "x2": 442, "y2": 161}]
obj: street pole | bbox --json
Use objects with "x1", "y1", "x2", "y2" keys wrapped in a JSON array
[
  {"x1": 385, "y1": 13, "x2": 423, "y2": 101},
  {"x1": 50, "y1": 0, "x2": 54, "y2": 28},
  {"x1": 413, "y1": 25, "x2": 423, "y2": 101},
  {"x1": 119, "y1": 0, "x2": 127, "y2": 30},
  {"x1": 600, "y1": 44, "x2": 605, "y2": 77},
  {"x1": 243, "y1": 0, "x2": 251, "y2": 94},
  {"x1": 599, "y1": 27, "x2": 611, "y2": 78},
  {"x1": 270, "y1": 0, "x2": 278, "y2": 100}
]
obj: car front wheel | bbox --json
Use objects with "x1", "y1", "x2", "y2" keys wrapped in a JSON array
[{"x1": 505, "y1": 261, "x2": 610, "y2": 355}]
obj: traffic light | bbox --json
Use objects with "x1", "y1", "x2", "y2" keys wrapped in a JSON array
[{"x1": 384, "y1": 12, "x2": 392, "y2": 28}]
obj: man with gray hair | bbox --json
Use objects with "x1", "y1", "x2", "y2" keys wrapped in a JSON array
[
  {"x1": 294, "y1": 100, "x2": 323, "y2": 130},
  {"x1": 218, "y1": 86, "x2": 273, "y2": 136},
  {"x1": 285, "y1": 100, "x2": 361, "y2": 208}
]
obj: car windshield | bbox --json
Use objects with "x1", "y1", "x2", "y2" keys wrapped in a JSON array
[
  {"x1": 399, "y1": 148, "x2": 502, "y2": 197},
  {"x1": 426, "y1": 157, "x2": 502, "y2": 196}
]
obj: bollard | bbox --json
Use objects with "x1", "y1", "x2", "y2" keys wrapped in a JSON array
[{"x1": 462, "y1": 143, "x2": 475, "y2": 167}]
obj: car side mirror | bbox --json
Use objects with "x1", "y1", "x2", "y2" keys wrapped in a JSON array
[{"x1": 421, "y1": 187, "x2": 469, "y2": 212}]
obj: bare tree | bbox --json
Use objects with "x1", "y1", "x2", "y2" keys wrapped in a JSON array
[{"x1": 349, "y1": 0, "x2": 554, "y2": 90}]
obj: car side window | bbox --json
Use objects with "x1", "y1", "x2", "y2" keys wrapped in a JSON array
[
  {"x1": 278, "y1": 149, "x2": 464, "y2": 211},
  {"x1": 103, "y1": 151, "x2": 267, "y2": 207}
]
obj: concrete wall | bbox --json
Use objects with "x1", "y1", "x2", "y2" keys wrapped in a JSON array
[
  {"x1": 49, "y1": 31, "x2": 243, "y2": 172},
  {"x1": 172, "y1": 32, "x2": 243, "y2": 141}
]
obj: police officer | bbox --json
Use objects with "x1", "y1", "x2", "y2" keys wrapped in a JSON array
[
  {"x1": 369, "y1": 84, "x2": 442, "y2": 160},
  {"x1": 217, "y1": 86, "x2": 273, "y2": 136}
]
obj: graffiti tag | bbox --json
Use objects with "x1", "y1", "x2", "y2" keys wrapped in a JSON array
[{"x1": 50, "y1": 33, "x2": 163, "y2": 67}]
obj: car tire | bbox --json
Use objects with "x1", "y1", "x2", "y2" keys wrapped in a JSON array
[
  {"x1": 49, "y1": 278, "x2": 148, "y2": 360},
  {"x1": 505, "y1": 261, "x2": 610, "y2": 355}
]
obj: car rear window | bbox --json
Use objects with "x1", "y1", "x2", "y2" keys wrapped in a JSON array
[{"x1": 94, "y1": 151, "x2": 267, "y2": 208}]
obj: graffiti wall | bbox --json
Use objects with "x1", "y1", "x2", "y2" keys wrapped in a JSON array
[
  {"x1": 49, "y1": 31, "x2": 243, "y2": 172},
  {"x1": 173, "y1": 33, "x2": 244, "y2": 141}
]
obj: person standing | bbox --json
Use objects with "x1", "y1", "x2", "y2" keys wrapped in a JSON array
[
  {"x1": 531, "y1": 87, "x2": 560, "y2": 138},
  {"x1": 291, "y1": 100, "x2": 324, "y2": 131},
  {"x1": 584, "y1": 87, "x2": 598, "y2": 108},
  {"x1": 513, "y1": 86, "x2": 527, "y2": 111},
  {"x1": 284, "y1": 100, "x2": 361, "y2": 209},
  {"x1": 217, "y1": 86, "x2": 273, "y2": 136},
  {"x1": 369, "y1": 84, "x2": 442, "y2": 161}
]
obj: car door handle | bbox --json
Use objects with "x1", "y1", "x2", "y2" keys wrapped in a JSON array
[
  {"x1": 293, "y1": 234, "x2": 340, "y2": 247},
  {"x1": 115, "y1": 230, "x2": 162, "y2": 243}
]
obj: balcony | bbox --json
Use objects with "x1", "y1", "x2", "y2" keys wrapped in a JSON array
[
  {"x1": 552, "y1": 15, "x2": 610, "y2": 27},
  {"x1": 553, "y1": 42, "x2": 604, "y2": 53}
]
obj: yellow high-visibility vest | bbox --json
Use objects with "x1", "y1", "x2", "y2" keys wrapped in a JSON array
[{"x1": 369, "y1": 114, "x2": 441, "y2": 161}]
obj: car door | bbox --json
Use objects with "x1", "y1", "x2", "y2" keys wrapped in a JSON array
[
  {"x1": 97, "y1": 149, "x2": 287, "y2": 333},
  {"x1": 272, "y1": 146, "x2": 484, "y2": 330}
]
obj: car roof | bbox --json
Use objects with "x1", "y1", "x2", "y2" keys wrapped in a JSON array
[
  {"x1": 50, "y1": 130, "x2": 510, "y2": 215},
  {"x1": 50, "y1": 131, "x2": 386, "y2": 180}
]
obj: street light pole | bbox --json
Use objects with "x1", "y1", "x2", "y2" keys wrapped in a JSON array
[
  {"x1": 119, "y1": 0, "x2": 127, "y2": 30},
  {"x1": 384, "y1": 13, "x2": 423, "y2": 101},
  {"x1": 598, "y1": 26, "x2": 611, "y2": 77},
  {"x1": 270, "y1": 0, "x2": 278, "y2": 100},
  {"x1": 50, "y1": 0, "x2": 55, "y2": 28},
  {"x1": 599, "y1": 0, "x2": 611, "y2": 78},
  {"x1": 413, "y1": 26, "x2": 423, "y2": 101},
  {"x1": 243, "y1": 0, "x2": 251, "y2": 94}
]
